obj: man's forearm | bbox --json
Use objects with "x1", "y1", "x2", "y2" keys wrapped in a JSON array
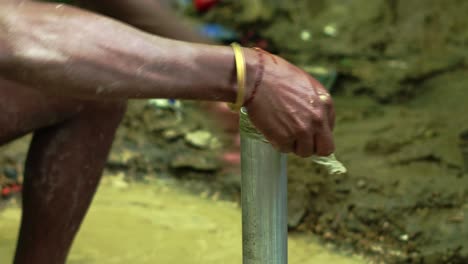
[{"x1": 0, "y1": 1, "x2": 251, "y2": 101}]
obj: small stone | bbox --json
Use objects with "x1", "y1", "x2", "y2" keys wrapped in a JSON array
[
  {"x1": 163, "y1": 129, "x2": 183, "y2": 140},
  {"x1": 323, "y1": 23, "x2": 338, "y2": 37},
  {"x1": 147, "y1": 99, "x2": 182, "y2": 110},
  {"x1": 148, "y1": 118, "x2": 181, "y2": 132},
  {"x1": 288, "y1": 185, "x2": 308, "y2": 228},
  {"x1": 370, "y1": 245, "x2": 384, "y2": 254},
  {"x1": 314, "y1": 224, "x2": 323, "y2": 233},
  {"x1": 323, "y1": 231, "x2": 334, "y2": 240},
  {"x1": 357, "y1": 179, "x2": 367, "y2": 189},
  {"x1": 409, "y1": 252, "x2": 421, "y2": 262},
  {"x1": 108, "y1": 149, "x2": 139, "y2": 168},
  {"x1": 382, "y1": 221, "x2": 390, "y2": 229},
  {"x1": 162, "y1": 123, "x2": 197, "y2": 141},
  {"x1": 300, "y1": 30, "x2": 311, "y2": 41},
  {"x1": 109, "y1": 173, "x2": 129, "y2": 190},
  {"x1": 185, "y1": 130, "x2": 221, "y2": 149},
  {"x1": 170, "y1": 153, "x2": 221, "y2": 171},
  {"x1": 288, "y1": 207, "x2": 306, "y2": 228},
  {"x1": 3, "y1": 167, "x2": 18, "y2": 181},
  {"x1": 447, "y1": 212, "x2": 464, "y2": 223},
  {"x1": 399, "y1": 234, "x2": 409, "y2": 242}
]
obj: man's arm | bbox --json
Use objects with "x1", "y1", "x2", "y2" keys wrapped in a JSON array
[
  {"x1": 0, "y1": 1, "x2": 336, "y2": 157},
  {"x1": 0, "y1": 1, "x2": 252, "y2": 101},
  {"x1": 80, "y1": 0, "x2": 212, "y2": 43}
]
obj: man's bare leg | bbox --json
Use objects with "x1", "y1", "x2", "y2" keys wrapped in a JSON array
[
  {"x1": 0, "y1": 81, "x2": 126, "y2": 264},
  {"x1": 13, "y1": 100, "x2": 126, "y2": 264}
]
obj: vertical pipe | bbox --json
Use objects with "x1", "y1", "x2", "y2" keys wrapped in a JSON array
[{"x1": 240, "y1": 108, "x2": 288, "y2": 264}]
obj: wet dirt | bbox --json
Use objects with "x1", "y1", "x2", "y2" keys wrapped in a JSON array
[
  {"x1": 204, "y1": 0, "x2": 468, "y2": 102},
  {"x1": 196, "y1": 0, "x2": 468, "y2": 262},
  {"x1": 2, "y1": 84, "x2": 467, "y2": 263},
  {"x1": 287, "y1": 72, "x2": 468, "y2": 263},
  {"x1": 0, "y1": 178, "x2": 365, "y2": 264}
]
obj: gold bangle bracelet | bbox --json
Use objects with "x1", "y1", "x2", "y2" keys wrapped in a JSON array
[{"x1": 228, "y1": 43, "x2": 246, "y2": 112}]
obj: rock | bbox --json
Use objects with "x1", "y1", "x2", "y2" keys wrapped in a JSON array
[
  {"x1": 162, "y1": 123, "x2": 197, "y2": 141},
  {"x1": 3, "y1": 167, "x2": 18, "y2": 181},
  {"x1": 170, "y1": 153, "x2": 221, "y2": 171},
  {"x1": 288, "y1": 206, "x2": 306, "y2": 228},
  {"x1": 107, "y1": 149, "x2": 140, "y2": 168},
  {"x1": 287, "y1": 184, "x2": 309, "y2": 228},
  {"x1": 163, "y1": 129, "x2": 184, "y2": 141},
  {"x1": 218, "y1": 172, "x2": 241, "y2": 189},
  {"x1": 356, "y1": 179, "x2": 367, "y2": 189},
  {"x1": 147, "y1": 118, "x2": 181, "y2": 132},
  {"x1": 147, "y1": 99, "x2": 182, "y2": 110},
  {"x1": 185, "y1": 130, "x2": 222, "y2": 150},
  {"x1": 323, "y1": 23, "x2": 338, "y2": 37},
  {"x1": 108, "y1": 173, "x2": 129, "y2": 190},
  {"x1": 399, "y1": 234, "x2": 409, "y2": 242}
]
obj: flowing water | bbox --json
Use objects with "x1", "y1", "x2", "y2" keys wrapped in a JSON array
[{"x1": 0, "y1": 177, "x2": 365, "y2": 264}]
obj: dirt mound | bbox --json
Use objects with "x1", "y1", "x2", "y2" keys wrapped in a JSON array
[
  {"x1": 198, "y1": 0, "x2": 468, "y2": 262},
  {"x1": 203, "y1": 0, "x2": 468, "y2": 102}
]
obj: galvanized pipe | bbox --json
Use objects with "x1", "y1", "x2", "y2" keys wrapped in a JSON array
[{"x1": 240, "y1": 108, "x2": 288, "y2": 264}]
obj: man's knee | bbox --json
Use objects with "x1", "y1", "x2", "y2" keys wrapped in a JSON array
[{"x1": 79, "y1": 100, "x2": 127, "y2": 128}]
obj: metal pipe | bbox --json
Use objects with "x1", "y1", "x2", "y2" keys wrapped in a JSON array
[{"x1": 240, "y1": 108, "x2": 288, "y2": 264}]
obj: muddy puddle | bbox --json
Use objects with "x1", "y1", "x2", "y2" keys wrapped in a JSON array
[{"x1": 0, "y1": 177, "x2": 365, "y2": 264}]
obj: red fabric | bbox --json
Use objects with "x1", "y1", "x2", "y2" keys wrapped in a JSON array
[
  {"x1": 1, "y1": 184, "x2": 22, "y2": 197},
  {"x1": 194, "y1": 0, "x2": 219, "y2": 12},
  {"x1": 1, "y1": 187, "x2": 11, "y2": 197},
  {"x1": 11, "y1": 184, "x2": 22, "y2": 192}
]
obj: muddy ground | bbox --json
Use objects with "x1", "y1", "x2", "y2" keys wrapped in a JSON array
[
  {"x1": 0, "y1": 177, "x2": 366, "y2": 264},
  {"x1": 198, "y1": 0, "x2": 468, "y2": 262},
  {"x1": 2, "y1": 0, "x2": 468, "y2": 263}
]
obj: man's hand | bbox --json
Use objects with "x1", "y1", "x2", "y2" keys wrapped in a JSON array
[{"x1": 244, "y1": 49, "x2": 335, "y2": 157}]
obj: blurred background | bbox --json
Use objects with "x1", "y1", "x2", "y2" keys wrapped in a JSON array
[{"x1": 1, "y1": 0, "x2": 468, "y2": 263}]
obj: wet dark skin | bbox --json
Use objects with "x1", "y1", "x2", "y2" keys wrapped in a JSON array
[{"x1": 0, "y1": 1, "x2": 335, "y2": 263}]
